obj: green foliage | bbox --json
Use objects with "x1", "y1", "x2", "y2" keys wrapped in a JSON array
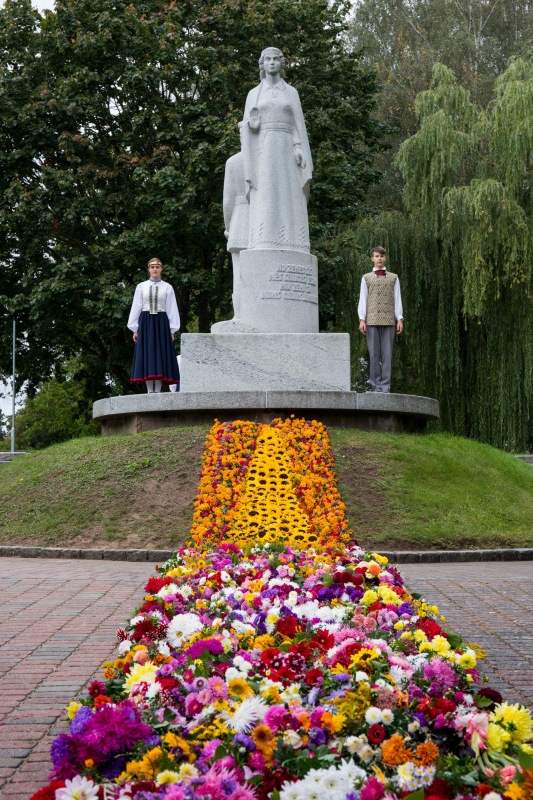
[
  {"x1": 343, "y1": 61, "x2": 533, "y2": 450},
  {"x1": 0, "y1": 0, "x2": 384, "y2": 397},
  {"x1": 14, "y1": 377, "x2": 100, "y2": 449}
]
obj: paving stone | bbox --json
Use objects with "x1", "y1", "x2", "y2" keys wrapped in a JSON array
[{"x1": 0, "y1": 557, "x2": 155, "y2": 793}]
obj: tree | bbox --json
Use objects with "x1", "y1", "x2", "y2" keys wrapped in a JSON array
[
  {"x1": 346, "y1": 61, "x2": 533, "y2": 450},
  {"x1": 350, "y1": 0, "x2": 533, "y2": 210},
  {"x1": 0, "y1": 0, "x2": 384, "y2": 399},
  {"x1": 14, "y1": 377, "x2": 100, "y2": 449}
]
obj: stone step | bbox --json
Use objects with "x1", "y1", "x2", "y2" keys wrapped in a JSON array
[
  {"x1": 516, "y1": 455, "x2": 533, "y2": 465},
  {"x1": 0, "y1": 451, "x2": 28, "y2": 463}
]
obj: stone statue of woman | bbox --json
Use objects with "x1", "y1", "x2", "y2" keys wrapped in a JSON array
[{"x1": 241, "y1": 46, "x2": 313, "y2": 253}]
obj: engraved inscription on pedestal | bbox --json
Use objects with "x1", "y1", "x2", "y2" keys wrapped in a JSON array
[{"x1": 261, "y1": 263, "x2": 318, "y2": 304}]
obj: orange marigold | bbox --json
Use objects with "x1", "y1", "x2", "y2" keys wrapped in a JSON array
[
  {"x1": 381, "y1": 734, "x2": 415, "y2": 766},
  {"x1": 414, "y1": 740, "x2": 440, "y2": 766}
]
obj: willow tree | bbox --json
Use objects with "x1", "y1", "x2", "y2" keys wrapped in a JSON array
[{"x1": 347, "y1": 60, "x2": 533, "y2": 450}]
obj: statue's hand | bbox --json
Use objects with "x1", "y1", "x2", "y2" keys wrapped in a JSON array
[
  {"x1": 294, "y1": 145, "x2": 306, "y2": 168},
  {"x1": 249, "y1": 107, "x2": 260, "y2": 133}
]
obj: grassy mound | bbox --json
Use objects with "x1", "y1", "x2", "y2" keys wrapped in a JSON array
[{"x1": 1, "y1": 425, "x2": 532, "y2": 551}]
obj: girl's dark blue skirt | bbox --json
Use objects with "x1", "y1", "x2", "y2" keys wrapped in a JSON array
[{"x1": 130, "y1": 311, "x2": 180, "y2": 386}]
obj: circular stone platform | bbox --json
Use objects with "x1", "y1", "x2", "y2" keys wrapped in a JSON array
[{"x1": 93, "y1": 391, "x2": 439, "y2": 436}]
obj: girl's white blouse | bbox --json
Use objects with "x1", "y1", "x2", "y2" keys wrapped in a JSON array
[{"x1": 127, "y1": 280, "x2": 180, "y2": 334}]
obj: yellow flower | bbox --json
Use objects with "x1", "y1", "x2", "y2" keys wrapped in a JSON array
[
  {"x1": 490, "y1": 703, "x2": 533, "y2": 744},
  {"x1": 504, "y1": 784, "x2": 525, "y2": 800},
  {"x1": 378, "y1": 585, "x2": 402, "y2": 606},
  {"x1": 458, "y1": 651, "x2": 477, "y2": 669},
  {"x1": 362, "y1": 590, "x2": 379, "y2": 606},
  {"x1": 486, "y1": 722, "x2": 512, "y2": 752},
  {"x1": 123, "y1": 662, "x2": 157, "y2": 692},
  {"x1": 156, "y1": 770, "x2": 181, "y2": 785},
  {"x1": 66, "y1": 701, "x2": 82, "y2": 720}
]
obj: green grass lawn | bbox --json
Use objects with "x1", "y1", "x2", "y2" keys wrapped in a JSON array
[{"x1": 1, "y1": 424, "x2": 532, "y2": 551}]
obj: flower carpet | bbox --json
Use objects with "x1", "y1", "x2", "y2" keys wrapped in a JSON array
[{"x1": 32, "y1": 419, "x2": 533, "y2": 800}]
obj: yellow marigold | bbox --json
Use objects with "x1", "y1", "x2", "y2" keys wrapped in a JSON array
[
  {"x1": 123, "y1": 747, "x2": 164, "y2": 780},
  {"x1": 504, "y1": 784, "x2": 525, "y2": 800},
  {"x1": 228, "y1": 677, "x2": 255, "y2": 700},
  {"x1": 381, "y1": 735, "x2": 415, "y2": 766},
  {"x1": 253, "y1": 634, "x2": 276, "y2": 650}
]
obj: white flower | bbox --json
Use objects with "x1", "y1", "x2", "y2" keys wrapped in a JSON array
[
  {"x1": 358, "y1": 744, "x2": 374, "y2": 763},
  {"x1": 179, "y1": 584, "x2": 193, "y2": 599},
  {"x1": 231, "y1": 620, "x2": 255, "y2": 635},
  {"x1": 381, "y1": 709, "x2": 394, "y2": 725},
  {"x1": 365, "y1": 707, "x2": 383, "y2": 724},
  {"x1": 118, "y1": 640, "x2": 132, "y2": 655},
  {"x1": 233, "y1": 590, "x2": 244, "y2": 601},
  {"x1": 280, "y1": 684, "x2": 302, "y2": 703},
  {"x1": 233, "y1": 655, "x2": 252, "y2": 671},
  {"x1": 166, "y1": 613, "x2": 203, "y2": 647},
  {"x1": 220, "y1": 696, "x2": 267, "y2": 732},
  {"x1": 156, "y1": 641, "x2": 171, "y2": 657},
  {"x1": 225, "y1": 667, "x2": 246, "y2": 681},
  {"x1": 408, "y1": 720, "x2": 420, "y2": 733},
  {"x1": 285, "y1": 591, "x2": 298, "y2": 607},
  {"x1": 156, "y1": 583, "x2": 178, "y2": 597},
  {"x1": 129, "y1": 615, "x2": 144, "y2": 626},
  {"x1": 336, "y1": 758, "x2": 366, "y2": 784},
  {"x1": 56, "y1": 775, "x2": 99, "y2": 800},
  {"x1": 484, "y1": 794, "x2": 502, "y2": 800},
  {"x1": 355, "y1": 671, "x2": 370, "y2": 682},
  {"x1": 145, "y1": 682, "x2": 161, "y2": 698},
  {"x1": 221, "y1": 570, "x2": 231, "y2": 583},
  {"x1": 283, "y1": 729, "x2": 304, "y2": 749}
]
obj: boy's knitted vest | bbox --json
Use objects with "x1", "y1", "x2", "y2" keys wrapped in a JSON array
[{"x1": 363, "y1": 271, "x2": 397, "y2": 326}]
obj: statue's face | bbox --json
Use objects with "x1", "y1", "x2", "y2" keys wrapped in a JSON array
[{"x1": 263, "y1": 52, "x2": 282, "y2": 75}]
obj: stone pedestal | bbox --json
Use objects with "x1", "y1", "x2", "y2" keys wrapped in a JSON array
[
  {"x1": 180, "y1": 333, "x2": 350, "y2": 392},
  {"x1": 212, "y1": 249, "x2": 318, "y2": 334}
]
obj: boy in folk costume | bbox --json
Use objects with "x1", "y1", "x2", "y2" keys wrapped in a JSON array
[{"x1": 358, "y1": 246, "x2": 403, "y2": 393}]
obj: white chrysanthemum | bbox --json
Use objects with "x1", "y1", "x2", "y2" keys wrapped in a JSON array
[
  {"x1": 179, "y1": 584, "x2": 193, "y2": 598},
  {"x1": 156, "y1": 583, "x2": 179, "y2": 598},
  {"x1": 231, "y1": 620, "x2": 255, "y2": 635},
  {"x1": 336, "y1": 758, "x2": 366, "y2": 784},
  {"x1": 118, "y1": 640, "x2": 132, "y2": 655},
  {"x1": 56, "y1": 775, "x2": 99, "y2": 800},
  {"x1": 145, "y1": 681, "x2": 161, "y2": 698},
  {"x1": 365, "y1": 707, "x2": 383, "y2": 724},
  {"x1": 221, "y1": 570, "x2": 231, "y2": 583},
  {"x1": 220, "y1": 695, "x2": 267, "y2": 732},
  {"x1": 156, "y1": 641, "x2": 171, "y2": 657},
  {"x1": 233, "y1": 655, "x2": 252, "y2": 671},
  {"x1": 129, "y1": 614, "x2": 144, "y2": 626},
  {"x1": 225, "y1": 667, "x2": 246, "y2": 681},
  {"x1": 389, "y1": 665, "x2": 409, "y2": 688},
  {"x1": 355, "y1": 671, "x2": 370, "y2": 683},
  {"x1": 381, "y1": 709, "x2": 394, "y2": 725},
  {"x1": 166, "y1": 612, "x2": 203, "y2": 647},
  {"x1": 280, "y1": 684, "x2": 302, "y2": 703},
  {"x1": 279, "y1": 783, "x2": 304, "y2": 800}
]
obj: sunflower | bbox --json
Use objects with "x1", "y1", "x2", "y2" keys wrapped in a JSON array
[{"x1": 228, "y1": 677, "x2": 255, "y2": 700}]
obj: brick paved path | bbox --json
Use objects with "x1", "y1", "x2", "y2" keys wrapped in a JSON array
[
  {"x1": 401, "y1": 561, "x2": 533, "y2": 709},
  {"x1": 0, "y1": 558, "x2": 156, "y2": 799},
  {"x1": 0, "y1": 558, "x2": 532, "y2": 799}
]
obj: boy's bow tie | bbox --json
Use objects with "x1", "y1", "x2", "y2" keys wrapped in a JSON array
[{"x1": 375, "y1": 269, "x2": 386, "y2": 276}]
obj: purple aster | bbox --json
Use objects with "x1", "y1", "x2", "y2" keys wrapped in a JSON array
[
  {"x1": 309, "y1": 727, "x2": 327, "y2": 745},
  {"x1": 423, "y1": 657, "x2": 458, "y2": 695},
  {"x1": 397, "y1": 602, "x2": 414, "y2": 616},
  {"x1": 233, "y1": 733, "x2": 256, "y2": 751},
  {"x1": 70, "y1": 705, "x2": 93, "y2": 735},
  {"x1": 49, "y1": 733, "x2": 80, "y2": 779},
  {"x1": 185, "y1": 639, "x2": 224, "y2": 660}
]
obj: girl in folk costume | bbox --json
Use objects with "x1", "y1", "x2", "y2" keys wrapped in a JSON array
[{"x1": 127, "y1": 258, "x2": 180, "y2": 392}]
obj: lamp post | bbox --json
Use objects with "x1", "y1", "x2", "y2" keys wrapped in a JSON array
[{"x1": 11, "y1": 315, "x2": 15, "y2": 453}]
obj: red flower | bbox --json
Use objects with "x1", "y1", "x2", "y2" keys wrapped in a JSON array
[
  {"x1": 367, "y1": 724, "x2": 386, "y2": 744},
  {"x1": 418, "y1": 697, "x2": 457, "y2": 721},
  {"x1": 87, "y1": 681, "x2": 106, "y2": 698},
  {"x1": 157, "y1": 676, "x2": 179, "y2": 691},
  {"x1": 276, "y1": 616, "x2": 305, "y2": 638},
  {"x1": 474, "y1": 785, "x2": 495, "y2": 798},
  {"x1": 305, "y1": 667, "x2": 324, "y2": 686},
  {"x1": 144, "y1": 577, "x2": 174, "y2": 594},
  {"x1": 93, "y1": 694, "x2": 113, "y2": 707},
  {"x1": 29, "y1": 781, "x2": 66, "y2": 800},
  {"x1": 309, "y1": 629, "x2": 335, "y2": 652},
  {"x1": 417, "y1": 618, "x2": 444, "y2": 639},
  {"x1": 425, "y1": 778, "x2": 454, "y2": 799}
]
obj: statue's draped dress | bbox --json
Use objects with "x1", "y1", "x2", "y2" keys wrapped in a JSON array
[{"x1": 242, "y1": 80, "x2": 312, "y2": 253}]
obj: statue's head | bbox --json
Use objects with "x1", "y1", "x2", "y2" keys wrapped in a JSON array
[{"x1": 259, "y1": 47, "x2": 285, "y2": 79}]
